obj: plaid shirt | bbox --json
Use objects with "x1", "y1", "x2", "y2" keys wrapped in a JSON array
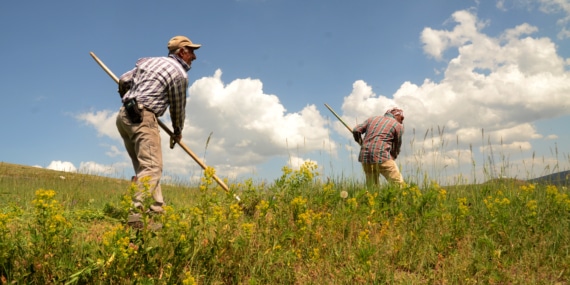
[
  {"x1": 353, "y1": 113, "x2": 404, "y2": 164},
  {"x1": 120, "y1": 55, "x2": 190, "y2": 134}
]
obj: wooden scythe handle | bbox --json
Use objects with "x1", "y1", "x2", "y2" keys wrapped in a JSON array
[{"x1": 324, "y1": 103, "x2": 361, "y2": 146}]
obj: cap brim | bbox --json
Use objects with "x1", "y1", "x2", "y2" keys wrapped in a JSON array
[{"x1": 185, "y1": 44, "x2": 201, "y2": 49}]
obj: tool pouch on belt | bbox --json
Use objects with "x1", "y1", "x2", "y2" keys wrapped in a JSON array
[{"x1": 124, "y1": 98, "x2": 143, "y2": 124}]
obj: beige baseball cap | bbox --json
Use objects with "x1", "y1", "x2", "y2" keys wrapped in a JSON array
[{"x1": 167, "y1": 35, "x2": 201, "y2": 52}]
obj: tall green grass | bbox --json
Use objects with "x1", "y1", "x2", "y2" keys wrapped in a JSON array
[{"x1": 0, "y1": 160, "x2": 569, "y2": 284}]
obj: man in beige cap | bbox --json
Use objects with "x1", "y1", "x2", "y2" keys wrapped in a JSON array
[
  {"x1": 352, "y1": 107, "x2": 405, "y2": 187},
  {"x1": 116, "y1": 35, "x2": 200, "y2": 228}
]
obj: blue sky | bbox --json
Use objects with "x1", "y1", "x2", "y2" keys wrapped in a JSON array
[{"x1": 1, "y1": 0, "x2": 569, "y2": 185}]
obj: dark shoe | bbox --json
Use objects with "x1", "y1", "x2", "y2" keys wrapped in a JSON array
[
  {"x1": 127, "y1": 213, "x2": 162, "y2": 231},
  {"x1": 127, "y1": 213, "x2": 143, "y2": 229}
]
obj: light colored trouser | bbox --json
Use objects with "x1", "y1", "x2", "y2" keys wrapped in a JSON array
[
  {"x1": 116, "y1": 106, "x2": 164, "y2": 213},
  {"x1": 362, "y1": 160, "x2": 404, "y2": 187}
]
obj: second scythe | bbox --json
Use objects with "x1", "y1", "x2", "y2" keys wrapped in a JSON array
[
  {"x1": 324, "y1": 103, "x2": 361, "y2": 146},
  {"x1": 90, "y1": 51, "x2": 235, "y2": 197}
]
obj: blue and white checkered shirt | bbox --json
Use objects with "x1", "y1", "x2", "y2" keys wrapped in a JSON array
[{"x1": 120, "y1": 55, "x2": 190, "y2": 134}]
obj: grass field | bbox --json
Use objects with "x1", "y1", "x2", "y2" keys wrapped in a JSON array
[{"x1": 0, "y1": 161, "x2": 569, "y2": 284}]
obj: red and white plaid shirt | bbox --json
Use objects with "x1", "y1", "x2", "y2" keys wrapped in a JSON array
[{"x1": 353, "y1": 113, "x2": 404, "y2": 163}]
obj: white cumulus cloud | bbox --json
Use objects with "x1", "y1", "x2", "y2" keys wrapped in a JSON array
[
  {"x1": 47, "y1": 161, "x2": 77, "y2": 172},
  {"x1": 76, "y1": 69, "x2": 335, "y2": 180}
]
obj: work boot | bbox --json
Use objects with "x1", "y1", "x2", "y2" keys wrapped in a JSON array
[{"x1": 127, "y1": 213, "x2": 143, "y2": 229}]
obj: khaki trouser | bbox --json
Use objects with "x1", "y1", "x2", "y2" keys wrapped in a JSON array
[
  {"x1": 362, "y1": 160, "x2": 404, "y2": 187},
  {"x1": 116, "y1": 106, "x2": 165, "y2": 213}
]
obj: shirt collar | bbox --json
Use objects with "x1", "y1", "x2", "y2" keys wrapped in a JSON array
[{"x1": 169, "y1": 54, "x2": 191, "y2": 71}]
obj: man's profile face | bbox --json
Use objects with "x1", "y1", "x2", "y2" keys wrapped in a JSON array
[
  {"x1": 395, "y1": 114, "x2": 404, "y2": 124},
  {"x1": 181, "y1": 47, "x2": 197, "y2": 65}
]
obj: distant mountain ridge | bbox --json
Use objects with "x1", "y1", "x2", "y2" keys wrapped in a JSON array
[{"x1": 528, "y1": 170, "x2": 570, "y2": 187}]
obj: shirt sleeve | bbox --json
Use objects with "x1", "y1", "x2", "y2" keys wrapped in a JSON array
[
  {"x1": 391, "y1": 124, "x2": 403, "y2": 159},
  {"x1": 118, "y1": 68, "x2": 135, "y2": 99},
  {"x1": 353, "y1": 118, "x2": 369, "y2": 134},
  {"x1": 168, "y1": 76, "x2": 188, "y2": 135}
]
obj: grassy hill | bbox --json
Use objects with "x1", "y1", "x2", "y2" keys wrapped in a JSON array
[
  {"x1": 1, "y1": 161, "x2": 570, "y2": 284},
  {"x1": 528, "y1": 170, "x2": 570, "y2": 187},
  {"x1": 0, "y1": 162, "x2": 200, "y2": 210}
]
